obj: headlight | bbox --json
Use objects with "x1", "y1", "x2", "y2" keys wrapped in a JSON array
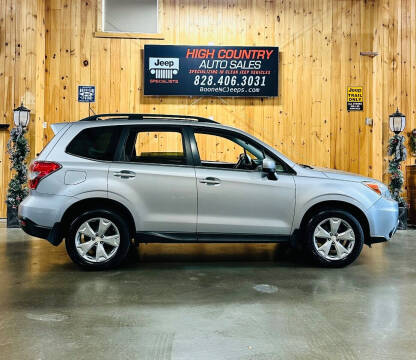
[{"x1": 363, "y1": 182, "x2": 392, "y2": 200}]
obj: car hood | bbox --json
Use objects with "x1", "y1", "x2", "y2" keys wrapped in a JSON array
[{"x1": 309, "y1": 166, "x2": 378, "y2": 183}]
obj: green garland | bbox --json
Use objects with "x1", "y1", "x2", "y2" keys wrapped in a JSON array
[
  {"x1": 6, "y1": 127, "x2": 30, "y2": 209},
  {"x1": 387, "y1": 134, "x2": 407, "y2": 206},
  {"x1": 408, "y1": 128, "x2": 416, "y2": 156}
]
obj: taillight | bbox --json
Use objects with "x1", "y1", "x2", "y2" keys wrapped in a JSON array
[{"x1": 28, "y1": 161, "x2": 61, "y2": 189}]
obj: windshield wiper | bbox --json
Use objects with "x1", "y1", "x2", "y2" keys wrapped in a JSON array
[{"x1": 298, "y1": 164, "x2": 313, "y2": 169}]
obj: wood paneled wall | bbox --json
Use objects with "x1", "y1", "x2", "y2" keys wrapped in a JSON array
[
  {"x1": 375, "y1": 0, "x2": 416, "y2": 184},
  {"x1": 0, "y1": 0, "x2": 415, "y2": 218},
  {"x1": 0, "y1": 0, "x2": 44, "y2": 217},
  {"x1": 41, "y1": 0, "x2": 378, "y2": 170}
]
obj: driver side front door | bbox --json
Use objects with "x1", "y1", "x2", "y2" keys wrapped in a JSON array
[{"x1": 192, "y1": 130, "x2": 296, "y2": 239}]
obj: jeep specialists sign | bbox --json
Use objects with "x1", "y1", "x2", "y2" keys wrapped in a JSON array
[
  {"x1": 149, "y1": 57, "x2": 180, "y2": 79},
  {"x1": 144, "y1": 45, "x2": 279, "y2": 97}
]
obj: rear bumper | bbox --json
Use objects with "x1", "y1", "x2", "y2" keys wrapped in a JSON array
[
  {"x1": 18, "y1": 192, "x2": 72, "y2": 246},
  {"x1": 18, "y1": 192, "x2": 74, "y2": 228},
  {"x1": 19, "y1": 217, "x2": 63, "y2": 246},
  {"x1": 19, "y1": 217, "x2": 51, "y2": 239}
]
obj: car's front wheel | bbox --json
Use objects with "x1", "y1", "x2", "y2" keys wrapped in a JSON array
[
  {"x1": 65, "y1": 209, "x2": 131, "y2": 270},
  {"x1": 304, "y1": 210, "x2": 364, "y2": 267}
]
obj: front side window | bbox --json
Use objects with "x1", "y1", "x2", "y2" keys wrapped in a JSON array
[
  {"x1": 103, "y1": 0, "x2": 158, "y2": 34},
  {"x1": 124, "y1": 129, "x2": 186, "y2": 165},
  {"x1": 66, "y1": 126, "x2": 121, "y2": 161},
  {"x1": 194, "y1": 132, "x2": 264, "y2": 170}
]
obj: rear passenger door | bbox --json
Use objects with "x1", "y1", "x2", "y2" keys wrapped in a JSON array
[{"x1": 108, "y1": 126, "x2": 197, "y2": 235}]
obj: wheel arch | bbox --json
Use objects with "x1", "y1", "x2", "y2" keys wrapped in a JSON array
[
  {"x1": 60, "y1": 198, "x2": 136, "y2": 242},
  {"x1": 297, "y1": 200, "x2": 370, "y2": 243}
]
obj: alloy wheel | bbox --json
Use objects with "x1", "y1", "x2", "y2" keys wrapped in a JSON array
[
  {"x1": 313, "y1": 217, "x2": 355, "y2": 261},
  {"x1": 75, "y1": 217, "x2": 120, "y2": 263}
]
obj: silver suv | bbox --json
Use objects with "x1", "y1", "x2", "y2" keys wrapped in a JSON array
[{"x1": 19, "y1": 114, "x2": 398, "y2": 270}]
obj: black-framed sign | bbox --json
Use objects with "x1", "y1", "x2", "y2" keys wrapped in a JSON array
[
  {"x1": 347, "y1": 86, "x2": 363, "y2": 111},
  {"x1": 78, "y1": 85, "x2": 96, "y2": 103},
  {"x1": 144, "y1": 45, "x2": 279, "y2": 97}
]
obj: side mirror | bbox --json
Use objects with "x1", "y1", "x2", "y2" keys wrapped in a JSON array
[
  {"x1": 262, "y1": 158, "x2": 276, "y2": 172},
  {"x1": 262, "y1": 158, "x2": 277, "y2": 180}
]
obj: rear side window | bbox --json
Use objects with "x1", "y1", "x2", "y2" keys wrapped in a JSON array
[
  {"x1": 123, "y1": 129, "x2": 186, "y2": 165},
  {"x1": 66, "y1": 126, "x2": 121, "y2": 161}
]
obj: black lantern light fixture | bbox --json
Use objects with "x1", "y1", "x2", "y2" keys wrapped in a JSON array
[
  {"x1": 13, "y1": 103, "x2": 30, "y2": 128},
  {"x1": 389, "y1": 108, "x2": 406, "y2": 134}
]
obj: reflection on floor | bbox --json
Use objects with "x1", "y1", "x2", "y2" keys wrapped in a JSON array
[{"x1": 0, "y1": 222, "x2": 415, "y2": 359}]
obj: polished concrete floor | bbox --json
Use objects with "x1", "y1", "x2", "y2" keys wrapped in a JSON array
[{"x1": 0, "y1": 223, "x2": 415, "y2": 360}]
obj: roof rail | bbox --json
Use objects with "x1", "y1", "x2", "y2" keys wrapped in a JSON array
[{"x1": 79, "y1": 113, "x2": 218, "y2": 123}]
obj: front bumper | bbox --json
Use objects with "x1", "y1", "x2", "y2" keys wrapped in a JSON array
[
  {"x1": 368, "y1": 220, "x2": 399, "y2": 245},
  {"x1": 366, "y1": 197, "x2": 399, "y2": 244}
]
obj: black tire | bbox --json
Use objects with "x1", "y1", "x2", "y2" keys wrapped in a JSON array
[
  {"x1": 304, "y1": 209, "x2": 364, "y2": 268},
  {"x1": 65, "y1": 209, "x2": 131, "y2": 270}
]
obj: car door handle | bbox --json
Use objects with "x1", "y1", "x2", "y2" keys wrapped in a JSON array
[
  {"x1": 200, "y1": 177, "x2": 221, "y2": 185},
  {"x1": 113, "y1": 170, "x2": 136, "y2": 179}
]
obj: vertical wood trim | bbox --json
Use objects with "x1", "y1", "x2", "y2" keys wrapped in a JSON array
[
  {"x1": 96, "y1": 0, "x2": 102, "y2": 31},
  {"x1": 322, "y1": 0, "x2": 332, "y2": 167},
  {"x1": 371, "y1": 0, "x2": 383, "y2": 181},
  {"x1": 0, "y1": 0, "x2": 6, "y2": 217},
  {"x1": 35, "y1": 0, "x2": 46, "y2": 155}
]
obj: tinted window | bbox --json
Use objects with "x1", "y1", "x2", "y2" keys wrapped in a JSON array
[
  {"x1": 194, "y1": 131, "x2": 264, "y2": 170},
  {"x1": 193, "y1": 130, "x2": 288, "y2": 172},
  {"x1": 66, "y1": 126, "x2": 121, "y2": 161},
  {"x1": 124, "y1": 129, "x2": 186, "y2": 165},
  {"x1": 195, "y1": 133, "x2": 262, "y2": 164}
]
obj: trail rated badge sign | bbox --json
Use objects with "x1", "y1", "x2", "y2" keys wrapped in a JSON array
[
  {"x1": 347, "y1": 86, "x2": 363, "y2": 111},
  {"x1": 144, "y1": 45, "x2": 279, "y2": 97}
]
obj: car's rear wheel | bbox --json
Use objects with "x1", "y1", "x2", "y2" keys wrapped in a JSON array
[
  {"x1": 65, "y1": 209, "x2": 131, "y2": 270},
  {"x1": 304, "y1": 209, "x2": 364, "y2": 267}
]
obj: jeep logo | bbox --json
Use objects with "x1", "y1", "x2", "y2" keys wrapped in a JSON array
[
  {"x1": 149, "y1": 57, "x2": 179, "y2": 79},
  {"x1": 154, "y1": 59, "x2": 175, "y2": 67}
]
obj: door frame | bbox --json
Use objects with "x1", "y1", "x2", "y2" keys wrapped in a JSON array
[
  {"x1": 117, "y1": 123, "x2": 295, "y2": 243},
  {"x1": 114, "y1": 124, "x2": 195, "y2": 166},
  {"x1": 187, "y1": 125, "x2": 296, "y2": 175},
  {"x1": 188, "y1": 125, "x2": 295, "y2": 241}
]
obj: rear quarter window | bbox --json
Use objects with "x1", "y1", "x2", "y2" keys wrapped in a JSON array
[{"x1": 66, "y1": 126, "x2": 121, "y2": 161}]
